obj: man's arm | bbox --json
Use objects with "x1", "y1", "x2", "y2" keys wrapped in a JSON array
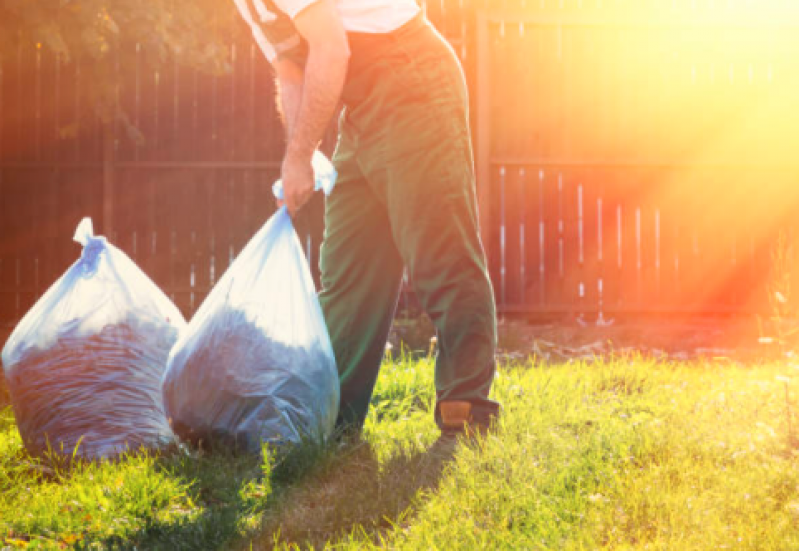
[
  {"x1": 274, "y1": 60, "x2": 304, "y2": 139},
  {"x1": 277, "y1": 0, "x2": 349, "y2": 215}
]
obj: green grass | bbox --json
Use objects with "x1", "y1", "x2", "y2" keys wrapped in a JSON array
[{"x1": 3, "y1": 354, "x2": 799, "y2": 549}]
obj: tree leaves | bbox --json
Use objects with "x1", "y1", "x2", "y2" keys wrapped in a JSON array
[{"x1": 0, "y1": 0, "x2": 237, "y2": 132}]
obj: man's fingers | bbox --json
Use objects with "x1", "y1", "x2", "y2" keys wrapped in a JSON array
[
  {"x1": 286, "y1": 188, "x2": 314, "y2": 218},
  {"x1": 286, "y1": 196, "x2": 303, "y2": 218}
]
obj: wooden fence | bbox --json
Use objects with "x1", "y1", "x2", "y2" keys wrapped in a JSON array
[
  {"x1": 1, "y1": 0, "x2": 799, "y2": 330},
  {"x1": 474, "y1": 3, "x2": 799, "y2": 316}
]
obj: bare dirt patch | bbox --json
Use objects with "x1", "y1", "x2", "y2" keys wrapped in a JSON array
[{"x1": 391, "y1": 314, "x2": 776, "y2": 363}]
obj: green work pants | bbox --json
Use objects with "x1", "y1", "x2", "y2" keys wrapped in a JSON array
[{"x1": 319, "y1": 15, "x2": 499, "y2": 432}]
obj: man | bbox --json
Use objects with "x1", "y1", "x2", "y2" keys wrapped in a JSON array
[{"x1": 234, "y1": 0, "x2": 500, "y2": 437}]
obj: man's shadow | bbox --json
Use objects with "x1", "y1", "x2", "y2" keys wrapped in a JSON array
[
  {"x1": 87, "y1": 444, "x2": 265, "y2": 550},
  {"x1": 251, "y1": 438, "x2": 457, "y2": 549},
  {"x1": 88, "y1": 436, "x2": 454, "y2": 550}
]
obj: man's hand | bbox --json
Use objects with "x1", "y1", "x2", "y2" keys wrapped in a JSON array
[{"x1": 281, "y1": 150, "x2": 315, "y2": 216}]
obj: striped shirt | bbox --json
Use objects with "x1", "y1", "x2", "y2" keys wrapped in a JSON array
[{"x1": 234, "y1": 0, "x2": 420, "y2": 62}]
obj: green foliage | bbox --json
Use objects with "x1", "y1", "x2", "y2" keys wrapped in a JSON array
[
  {"x1": 0, "y1": 0, "x2": 233, "y2": 67},
  {"x1": 0, "y1": 0, "x2": 235, "y2": 127}
]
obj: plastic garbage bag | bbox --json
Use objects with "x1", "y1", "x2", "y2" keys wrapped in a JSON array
[
  {"x1": 162, "y1": 207, "x2": 339, "y2": 452},
  {"x1": 1, "y1": 218, "x2": 185, "y2": 459}
]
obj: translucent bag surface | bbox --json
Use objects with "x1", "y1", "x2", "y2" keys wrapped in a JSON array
[
  {"x1": 162, "y1": 208, "x2": 339, "y2": 451},
  {"x1": 1, "y1": 219, "x2": 185, "y2": 459}
]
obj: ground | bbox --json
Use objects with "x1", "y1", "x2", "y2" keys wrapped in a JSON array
[
  {"x1": 392, "y1": 314, "x2": 774, "y2": 361},
  {"x1": 2, "y1": 337, "x2": 799, "y2": 549}
]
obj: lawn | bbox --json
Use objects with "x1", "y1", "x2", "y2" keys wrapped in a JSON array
[{"x1": 2, "y1": 353, "x2": 799, "y2": 550}]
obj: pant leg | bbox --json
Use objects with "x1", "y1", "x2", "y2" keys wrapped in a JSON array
[
  {"x1": 319, "y1": 121, "x2": 405, "y2": 432},
  {"x1": 347, "y1": 20, "x2": 500, "y2": 426}
]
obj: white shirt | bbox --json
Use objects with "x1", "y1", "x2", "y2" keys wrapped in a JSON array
[{"x1": 234, "y1": 0, "x2": 420, "y2": 62}]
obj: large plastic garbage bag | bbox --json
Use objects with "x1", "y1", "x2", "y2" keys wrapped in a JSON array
[
  {"x1": 162, "y1": 207, "x2": 339, "y2": 452},
  {"x1": 1, "y1": 218, "x2": 185, "y2": 459}
]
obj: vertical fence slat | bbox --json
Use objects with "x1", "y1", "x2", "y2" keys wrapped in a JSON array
[
  {"x1": 476, "y1": 10, "x2": 492, "y2": 268},
  {"x1": 542, "y1": 168, "x2": 561, "y2": 312},
  {"x1": 0, "y1": 177, "x2": 16, "y2": 328}
]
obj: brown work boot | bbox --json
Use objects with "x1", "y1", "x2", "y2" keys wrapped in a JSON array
[
  {"x1": 429, "y1": 401, "x2": 499, "y2": 462},
  {"x1": 439, "y1": 400, "x2": 474, "y2": 433},
  {"x1": 437, "y1": 400, "x2": 495, "y2": 439}
]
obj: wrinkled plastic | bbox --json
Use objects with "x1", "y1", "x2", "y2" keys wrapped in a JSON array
[
  {"x1": 162, "y1": 207, "x2": 339, "y2": 452},
  {"x1": 272, "y1": 151, "x2": 338, "y2": 201},
  {"x1": 1, "y1": 219, "x2": 185, "y2": 459}
]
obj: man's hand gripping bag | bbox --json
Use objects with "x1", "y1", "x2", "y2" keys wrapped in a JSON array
[
  {"x1": 1, "y1": 219, "x2": 185, "y2": 459},
  {"x1": 162, "y1": 207, "x2": 339, "y2": 452}
]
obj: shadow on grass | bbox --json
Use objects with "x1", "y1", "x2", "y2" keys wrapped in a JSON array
[
  {"x1": 88, "y1": 438, "x2": 341, "y2": 551},
  {"x1": 143, "y1": 454, "x2": 260, "y2": 549},
  {"x1": 245, "y1": 439, "x2": 456, "y2": 550},
  {"x1": 71, "y1": 449, "x2": 251, "y2": 550},
  {"x1": 4, "y1": 415, "x2": 449, "y2": 551}
]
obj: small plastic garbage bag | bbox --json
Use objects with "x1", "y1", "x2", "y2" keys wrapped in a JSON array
[
  {"x1": 1, "y1": 218, "x2": 185, "y2": 459},
  {"x1": 162, "y1": 207, "x2": 339, "y2": 452}
]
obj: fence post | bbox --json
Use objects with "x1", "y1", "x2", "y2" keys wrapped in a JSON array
[
  {"x1": 476, "y1": 9, "x2": 491, "y2": 263},
  {"x1": 102, "y1": 123, "x2": 115, "y2": 237}
]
